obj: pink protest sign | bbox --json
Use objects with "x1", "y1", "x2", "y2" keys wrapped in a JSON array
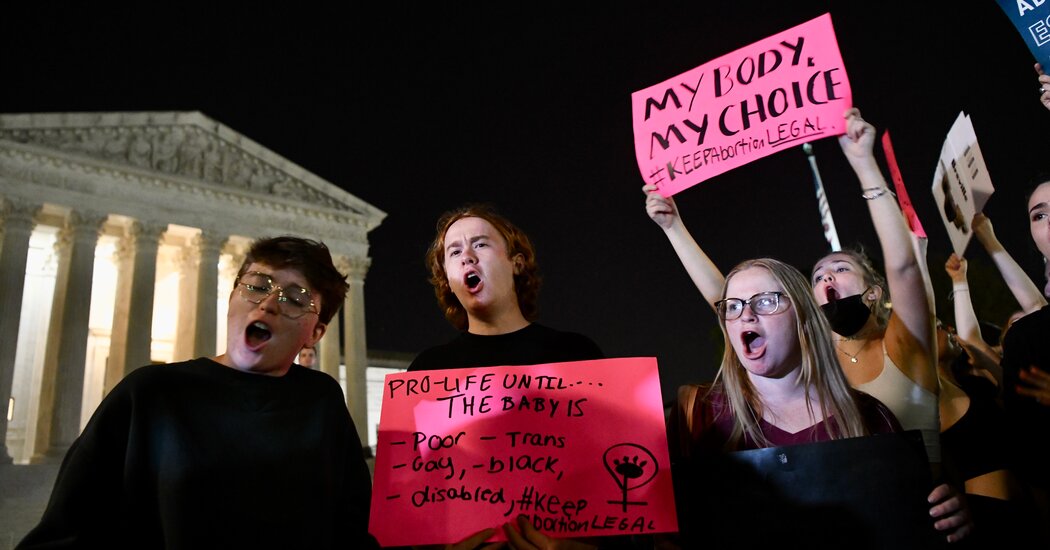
[
  {"x1": 632, "y1": 13, "x2": 852, "y2": 196},
  {"x1": 881, "y1": 130, "x2": 927, "y2": 238},
  {"x1": 368, "y1": 357, "x2": 677, "y2": 547}
]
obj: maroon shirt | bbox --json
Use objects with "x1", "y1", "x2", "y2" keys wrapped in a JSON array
[{"x1": 689, "y1": 383, "x2": 902, "y2": 452}]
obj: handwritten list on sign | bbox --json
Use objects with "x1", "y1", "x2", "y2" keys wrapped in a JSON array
[{"x1": 368, "y1": 357, "x2": 678, "y2": 547}]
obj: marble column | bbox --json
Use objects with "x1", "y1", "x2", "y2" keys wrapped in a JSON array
[
  {"x1": 0, "y1": 198, "x2": 41, "y2": 463},
  {"x1": 123, "y1": 221, "x2": 167, "y2": 372},
  {"x1": 337, "y1": 255, "x2": 371, "y2": 444},
  {"x1": 45, "y1": 210, "x2": 107, "y2": 459},
  {"x1": 173, "y1": 244, "x2": 199, "y2": 362},
  {"x1": 104, "y1": 232, "x2": 134, "y2": 394},
  {"x1": 193, "y1": 231, "x2": 224, "y2": 357},
  {"x1": 319, "y1": 312, "x2": 341, "y2": 381},
  {"x1": 214, "y1": 244, "x2": 246, "y2": 356},
  {"x1": 33, "y1": 227, "x2": 73, "y2": 462}
]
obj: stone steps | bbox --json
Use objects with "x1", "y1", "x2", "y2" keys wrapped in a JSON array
[{"x1": 0, "y1": 463, "x2": 60, "y2": 550}]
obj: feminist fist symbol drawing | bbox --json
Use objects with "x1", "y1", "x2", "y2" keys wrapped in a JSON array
[{"x1": 602, "y1": 443, "x2": 659, "y2": 512}]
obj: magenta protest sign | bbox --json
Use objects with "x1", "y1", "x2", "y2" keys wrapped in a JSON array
[
  {"x1": 368, "y1": 357, "x2": 677, "y2": 547},
  {"x1": 632, "y1": 13, "x2": 852, "y2": 196}
]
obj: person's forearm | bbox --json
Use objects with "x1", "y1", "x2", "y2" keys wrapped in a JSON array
[
  {"x1": 853, "y1": 160, "x2": 918, "y2": 278},
  {"x1": 986, "y1": 248, "x2": 1047, "y2": 313},
  {"x1": 663, "y1": 221, "x2": 725, "y2": 310},
  {"x1": 950, "y1": 279, "x2": 981, "y2": 344},
  {"x1": 853, "y1": 160, "x2": 933, "y2": 349},
  {"x1": 911, "y1": 234, "x2": 935, "y2": 313}
]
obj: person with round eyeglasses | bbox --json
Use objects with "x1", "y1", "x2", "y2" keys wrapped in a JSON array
[
  {"x1": 647, "y1": 109, "x2": 971, "y2": 543},
  {"x1": 665, "y1": 258, "x2": 903, "y2": 547},
  {"x1": 19, "y1": 236, "x2": 379, "y2": 549},
  {"x1": 678, "y1": 259, "x2": 900, "y2": 450},
  {"x1": 236, "y1": 270, "x2": 320, "y2": 318},
  {"x1": 646, "y1": 109, "x2": 941, "y2": 470}
]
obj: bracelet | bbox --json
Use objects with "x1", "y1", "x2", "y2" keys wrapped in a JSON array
[
  {"x1": 861, "y1": 187, "x2": 894, "y2": 200},
  {"x1": 948, "y1": 288, "x2": 969, "y2": 301}
]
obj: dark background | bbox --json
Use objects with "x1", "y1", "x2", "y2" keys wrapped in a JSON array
[{"x1": 4, "y1": 2, "x2": 1049, "y2": 401}]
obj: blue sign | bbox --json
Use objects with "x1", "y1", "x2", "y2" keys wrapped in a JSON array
[{"x1": 997, "y1": 0, "x2": 1050, "y2": 66}]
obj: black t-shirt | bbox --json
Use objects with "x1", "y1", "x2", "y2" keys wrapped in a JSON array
[
  {"x1": 999, "y1": 306, "x2": 1050, "y2": 488},
  {"x1": 940, "y1": 375, "x2": 1015, "y2": 483},
  {"x1": 405, "y1": 324, "x2": 647, "y2": 549},
  {"x1": 18, "y1": 358, "x2": 378, "y2": 549},
  {"x1": 408, "y1": 323, "x2": 604, "y2": 372}
]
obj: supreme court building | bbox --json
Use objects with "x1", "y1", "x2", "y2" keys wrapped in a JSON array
[{"x1": 0, "y1": 111, "x2": 387, "y2": 464}]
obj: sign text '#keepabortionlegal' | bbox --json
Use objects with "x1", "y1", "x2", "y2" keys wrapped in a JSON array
[
  {"x1": 369, "y1": 358, "x2": 678, "y2": 546},
  {"x1": 632, "y1": 13, "x2": 852, "y2": 196}
]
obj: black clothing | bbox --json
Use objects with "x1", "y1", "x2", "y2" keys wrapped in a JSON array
[
  {"x1": 408, "y1": 323, "x2": 603, "y2": 372},
  {"x1": 1000, "y1": 306, "x2": 1050, "y2": 489},
  {"x1": 941, "y1": 375, "x2": 1014, "y2": 483},
  {"x1": 18, "y1": 358, "x2": 377, "y2": 549},
  {"x1": 939, "y1": 375, "x2": 1042, "y2": 547},
  {"x1": 407, "y1": 323, "x2": 626, "y2": 547}
]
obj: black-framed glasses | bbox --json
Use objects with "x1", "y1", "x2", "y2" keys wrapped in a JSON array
[
  {"x1": 715, "y1": 291, "x2": 788, "y2": 321},
  {"x1": 236, "y1": 271, "x2": 318, "y2": 319}
]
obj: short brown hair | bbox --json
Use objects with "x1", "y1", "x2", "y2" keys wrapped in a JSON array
[
  {"x1": 237, "y1": 236, "x2": 348, "y2": 324},
  {"x1": 425, "y1": 204, "x2": 540, "y2": 330}
]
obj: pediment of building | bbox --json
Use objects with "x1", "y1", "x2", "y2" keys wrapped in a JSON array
[{"x1": 0, "y1": 111, "x2": 385, "y2": 228}]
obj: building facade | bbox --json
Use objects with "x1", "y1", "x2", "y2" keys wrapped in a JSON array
[{"x1": 0, "y1": 111, "x2": 386, "y2": 463}]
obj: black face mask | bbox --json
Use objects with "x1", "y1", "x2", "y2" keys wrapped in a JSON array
[{"x1": 820, "y1": 292, "x2": 872, "y2": 337}]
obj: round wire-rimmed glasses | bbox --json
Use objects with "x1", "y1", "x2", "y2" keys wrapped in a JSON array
[{"x1": 236, "y1": 271, "x2": 318, "y2": 319}]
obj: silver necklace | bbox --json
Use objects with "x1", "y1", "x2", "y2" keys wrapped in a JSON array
[{"x1": 836, "y1": 337, "x2": 869, "y2": 363}]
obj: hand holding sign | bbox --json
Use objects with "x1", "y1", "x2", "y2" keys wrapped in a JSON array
[
  {"x1": 643, "y1": 184, "x2": 681, "y2": 231},
  {"x1": 838, "y1": 107, "x2": 878, "y2": 170},
  {"x1": 931, "y1": 112, "x2": 995, "y2": 257}
]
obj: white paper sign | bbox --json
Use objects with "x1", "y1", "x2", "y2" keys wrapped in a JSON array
[{"x1": 931, "y1": 112, "x2": 995, "y2": 256}]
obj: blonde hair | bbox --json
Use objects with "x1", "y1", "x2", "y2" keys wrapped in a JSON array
[
  {"x1": 812, "y1": 247, "x2": 890, "y2": 326},
  {"x1": 713, "y1": 258, "x2": 870, "y2": 449}
]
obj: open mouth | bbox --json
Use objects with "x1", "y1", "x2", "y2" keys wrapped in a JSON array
[
  {"x1": 742, "y1": 330, "x2": 766, "y2": 358},
  {"x1": 825, "y1": 286, "x2": 839, "y2": 302},
  {"x1": 465, "y1": 272, "x2": 481, "y2": 289},
  {"x1": 246, "y1": 321, "x2": 272, "y2": 349}
]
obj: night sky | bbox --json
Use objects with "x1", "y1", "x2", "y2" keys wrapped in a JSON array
[{"x1": 4, "y1": 2, "x2": 1050, "y2": 401}]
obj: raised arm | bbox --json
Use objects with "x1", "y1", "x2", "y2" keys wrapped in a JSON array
[
  {"x1": 643, "y1": 184, "x2": 725, "y2": 311},
  {"x1": 972, "y1": 212, "x2": 1047, "y2": 313},
  {"x1": 911, "y1": 232, "x2": 935, "y2": 314},
  {"x1": 945, "y1": 253, "x2": 1003, "y2": 370},
  {"x1": 838, "y1": 109, "x2": 936, "y2": 358},
  {"x1": 944, "y1": 253, "x2": 982, "y2": 343}
]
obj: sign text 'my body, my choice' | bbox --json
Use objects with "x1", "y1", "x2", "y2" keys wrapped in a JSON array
[{"x1": 632, "y1": 13, "x2": 852, "y2": 196}]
